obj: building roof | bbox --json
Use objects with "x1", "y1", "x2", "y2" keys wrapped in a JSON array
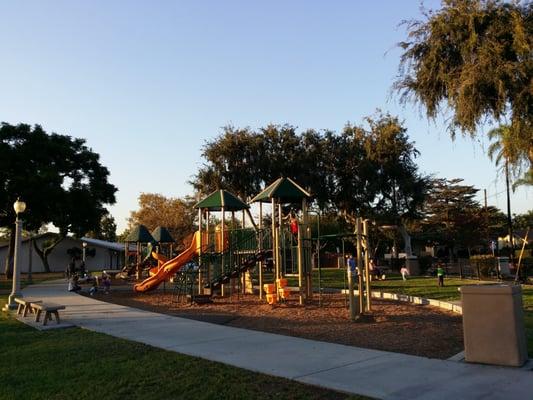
[
  {"x1": 194, "y1": 189, "x2": 249, "y2": 211},
  {"x1": 80, "y1": 237, "x2": 130, "y2": 252},
  {"x1": 0, "y1": 232, "x2": 133, "y2": 252},
  {"x1": 124, "y1": 224, "x2": 155, "y2": 243},
  {"x1": 151, "y1": 226, "x2": 175, "y2": 243},
  {"x1": 249, "y1": 177, "x2": 311, "y2": 204}
]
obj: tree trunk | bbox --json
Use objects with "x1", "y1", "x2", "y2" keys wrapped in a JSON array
[
  {"x1": 3, "y1": 224, "x2": 16, "y2": 279},
  {"x1": 33, "y1": 235, "x2": 65, "y2": 273}
]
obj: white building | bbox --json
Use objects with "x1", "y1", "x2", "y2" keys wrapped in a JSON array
[{"x1": 0, "y1": 233, "x2": 126, "y2": 273}]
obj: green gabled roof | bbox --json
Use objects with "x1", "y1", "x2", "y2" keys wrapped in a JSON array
[
  {"x1": 151, "y1": 227, "x2": 174, "y2": 243},
  {"x1": 249, "y1": 177, "x2": 311, "y2": 204},
  {"x1": 125, "y1": 224, "x2": 155, "y2": 243},
  {"x1": 194, "y1": 189, "x2": 249, "y2": 211}
]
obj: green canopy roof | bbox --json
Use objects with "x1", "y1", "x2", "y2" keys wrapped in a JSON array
[
  {"x1": 151, "y1": 227, "x2": 175, "y2": 243},
  {"x1": 125, "y1": 224, "x2": 155, "y2": 243},
  {"x1": 194, "y1": 189, "x2": 249, "y2": 211},
  {"x1": 249, "y1": 177, "x2": 311, "y2": 204}
]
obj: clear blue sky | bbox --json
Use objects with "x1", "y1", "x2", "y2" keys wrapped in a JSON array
[{"x1": 1, "y1": 1, "x2": 531, "y2": 232}]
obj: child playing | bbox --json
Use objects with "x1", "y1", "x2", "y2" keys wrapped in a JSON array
[
  {"x1": 400, "y1": 266, "x2": 409, "y2": 281},
  {"x1": 101, "y1": 271, "x2": 111, "y2": 294},
  {"x1": 68, "y1": 274, "x2": 81, "y2": 292},
  {"x1": 89, "y1": 281, "x2": 98, "y2": 296},
  {"x1": 437, "y1": 261, "x2": 445, "y2": 287}
]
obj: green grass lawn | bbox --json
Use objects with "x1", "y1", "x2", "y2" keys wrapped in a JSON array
[
  {"x1": 0, "y1": 273, "x2": 63, "y2": 292},
  {"x1": 0, "y1": 298, "x2": 367, "y2": 400}
]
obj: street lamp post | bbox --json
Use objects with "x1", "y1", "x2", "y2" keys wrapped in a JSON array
[
  {"x1": 82, "y1": 241, "x2": 87, "y2": 263},
  {"x1": 82, "y1": 241, "x2": 87, "y2": 277},
  {"x1": 3, "y1": 198, "x2": 26, "y2": 311}
]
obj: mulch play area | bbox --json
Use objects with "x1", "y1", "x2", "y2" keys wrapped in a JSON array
[{"x1": 84, "y1": 283, "x2": 463, "y2": 360}]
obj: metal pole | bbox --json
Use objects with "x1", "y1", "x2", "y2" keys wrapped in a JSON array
[
  {"x1": 259, "y1": 201, "x2": 263, "y2": 300},
  {"x1": 28, "y1": 235, "x2": 33, "y2": 284},
  {"x1": 356, "y1": 217, "x2": 364, "y2": 315},
  {"x1": 278, "y1": 202, "x2": 283, "y2": 280},
  {"x1": 5, "y1": 216, "x2": 23, "y2": 309},
  {"x1": 198, "y1": 207, "x2": 203, "y2": 294},
  {"x1": 297, "y1": 224, "x2": 303, "y2": 305},
  {"x1": 505, "y1": 162, "x2": 516, "y2": 273},
  {"x1": 363, "y1": 219, "x2": 371, "y2": 312},
  {"x1": 317, "y1": 210, "x2": 322, "y2": 307},
  {"x1": 221, "y1": 206, "x2": 225, "y2": 297},
  {"x1": 347, "y1": 239, "x2": 356, "y2": 321}
]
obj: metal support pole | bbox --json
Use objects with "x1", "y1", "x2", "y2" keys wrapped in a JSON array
[
  {"x1": 5, "y1": 216, "x2": 23, "y2": 310},
  {"x1": 259, "y1": 201, "x2": 263, "y2": 300},
  {"x1": 356, "y1": 217, "x2": 364, "y2": 314},
  {"x1": 363, "y1": 219, "x2": 371, "y2": 312},
  {"x1": 347, "y1": 248, "x2": 356, "y2": 321},
  {"x1": 317, "y1": 211, "x2": 322, "y2": 307},
  {"x1": 221, "y1": 207, "x2": 225, "y2": 297},
  {"x1": 297, "y1": 224, "x2": 303, "y2": 305},
  {"x1": 198, "y1": 207, "x2": 203, "y2": 294},
  {"x1": 28, "y1": 235, "x2": 33, "y2": 284}
]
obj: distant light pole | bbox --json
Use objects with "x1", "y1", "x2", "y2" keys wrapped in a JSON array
[
  {"x1": 3, "y1": 198, "x2": 26, "y2": 311},
  {"x1": 82, "y1": 241, "x2": 87, "y2": 263}
]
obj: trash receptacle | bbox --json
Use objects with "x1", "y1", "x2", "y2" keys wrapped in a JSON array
[
  {"x1": 497, "y1": 257, "x2": 510, "y2": 276},
  {"x1": 460, "y1": 284, "x2": 527, "y2": 367}
]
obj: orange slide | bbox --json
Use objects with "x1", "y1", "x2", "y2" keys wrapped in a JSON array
[
  {"x1": 134, "y1": 231, "x2": 201, "y2": 293},
  {"x1": 149, "y1": 252, "x2": 169, "y2": 276}
]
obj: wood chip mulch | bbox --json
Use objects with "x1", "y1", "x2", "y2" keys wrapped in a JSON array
[{"x1": 85, "y1": 286, "x2": 463, "y2": 360}]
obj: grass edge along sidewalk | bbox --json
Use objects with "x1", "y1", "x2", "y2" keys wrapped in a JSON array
[
  {"x1": 0, "y1": 299, "x2": 369, "y2": 400},
  {"x1": 304, "y1": 272, "x2": 533, "y2": 357}
]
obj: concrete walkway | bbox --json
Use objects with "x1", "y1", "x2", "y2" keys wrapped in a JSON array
[{"x1": 17, "y1": 281, "x2": 533, "y2": 400}]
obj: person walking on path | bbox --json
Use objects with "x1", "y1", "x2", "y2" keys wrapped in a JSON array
[{"x1": 437, "y1": 261, "x2": 445, "y2": 287}]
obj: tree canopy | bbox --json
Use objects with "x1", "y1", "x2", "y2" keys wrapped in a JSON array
[
  {"x1": 193, "y1": 112, "x2": 428, "y2": 226},
  {"x1": 396, "y1": 0, "x2": 533, "y2": 173},
  {"x1": 85, "y1": 213, "x2": 118, "y2": 242},
  {"x1": 0, "y1": 122, "x2": 117, "y2": 273},
  {"x1": 412, "y1": 178, "x2": 507, "y2": 257},
  {"x1": 127, "y1": 193, "x2": 196, "y2": 245}
]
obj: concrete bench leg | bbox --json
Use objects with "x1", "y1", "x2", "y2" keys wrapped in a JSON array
[
  {"x1": 43, "y1": 312, "x2": 51, "y2": 326},
  {"x1": 23, "y1": 304, "x2": 33, "y2": 317}
]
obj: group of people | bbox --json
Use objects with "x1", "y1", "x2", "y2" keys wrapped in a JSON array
[
  {"x1": 346, "y1": 255, "x2": 447, "y2": 286},
  {"x1": 346, "y1": 255, "x2": 386, "y2": 281},
  {"x1": 67, "y1": 270, "x2": 111, "y2": 295},
  {"x1": 66, "y1": 257, "x2": 86, "y2": 278}
]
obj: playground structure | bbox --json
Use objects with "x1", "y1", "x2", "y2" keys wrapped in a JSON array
[{"x1": 133, "y1": 178, "x2": 315, "y2": 305}]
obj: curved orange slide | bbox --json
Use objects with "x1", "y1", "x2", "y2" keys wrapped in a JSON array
[
  {"x1": 134, "y1": 231, "x2": 200, "y2": 293},
  {"x1": 149, "y1": 252, "x2": 169, "y2": 276}
]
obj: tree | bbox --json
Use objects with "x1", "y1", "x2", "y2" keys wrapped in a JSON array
[
  {"x1": 514, "y1": 210, "x2": 533, "y2": 230},
  {"x1": 127, "y1": 193, "x2": 196, "y2": 244},
  {"x1": 334, "y1": 113, "x2": 429, "y2": 225},
  {"x1": 193, "y1": 124, "x2": 337, "y2": 207},
  {"x1": 85, "y1": 213, "x2": 118, "y2": 242},
  {"x1": 0, "y1": 123, "x2": 117, "y2": 274},
  {"x1": 488, "y1": 125, "x2": 531, "y2": 187},
  {"x1": 415, "y1": 178, "x2": 506, "y2": 258},
  {"x1": 193, "y1": 113, "x2": 428, "y2": 236},
  {"x1": 396, "y1": 0, "x2": 533, "y2": 173}
]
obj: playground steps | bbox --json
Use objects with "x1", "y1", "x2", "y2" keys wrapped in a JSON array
[{"x1": 206, "y1": 250, "x2": 272, "y2": 290}]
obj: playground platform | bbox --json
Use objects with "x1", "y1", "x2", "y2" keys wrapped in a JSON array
[{"x1": 16, "y1": 280, "x2": 533, "y2": 400}]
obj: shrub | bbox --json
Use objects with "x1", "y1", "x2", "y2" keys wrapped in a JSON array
[{"x1": 470, "y1": 255, "x2": 497, "y2": 278}]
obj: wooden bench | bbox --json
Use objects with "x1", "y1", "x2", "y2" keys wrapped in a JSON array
[
  {"x1": 14, "y1": 298, "x2": 42, "y2": 317},
  {"x1": 31, "y1": 303, "x2": 66, "y2": 326}
]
